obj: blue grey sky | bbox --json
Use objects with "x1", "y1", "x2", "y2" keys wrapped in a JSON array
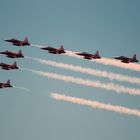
[{"x1": 0, "y1": 0, "x2": 140, "y2": 140}]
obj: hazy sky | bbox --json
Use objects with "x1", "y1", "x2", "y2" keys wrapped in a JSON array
[{"x1": 0, "y1": 0, "x2": 140, "y2": 140}]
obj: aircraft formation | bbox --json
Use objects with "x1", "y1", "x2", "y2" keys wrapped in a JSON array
[{"x1": 0, "y1": 37, "x2": 139, "y2": 89}]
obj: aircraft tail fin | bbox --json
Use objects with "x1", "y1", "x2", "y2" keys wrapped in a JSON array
[
  {"x1": 95, "y1": 50, "x2": 99, "y2": 56},
  {"x1": 13, "y1": 61, "x2": 17, "y2": 67},
  {"x1": 59, "y1": 45, "x2": 64, "y2": 50},
  {"x1": 6, "y1": 80, "x2": 10, "y2": 85},
  {"x1": 132, "y1": 54, "x2": 137, "y2": 60},
  {"x1": 24, "y1": 37, "x2": 29, "y2": 43},
  {"x1": 18, "y1": 50, "x2": 22, "y2": 55}
]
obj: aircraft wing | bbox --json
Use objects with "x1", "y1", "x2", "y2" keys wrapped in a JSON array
[
  {"x1": 48, "y1": 48, "x2": 58, "y2": 52},
  {"x1": 1, "y1": 66, "x2": 10, "y2": 70},
  {"x1": 76, "y1": 52, "x2": 92, "y2": 59},
  {"x1": 12, "y1": 42, "x2": 21, "y2": 46},
  {"x1": 121, "y1": 60, "x2": 130, "y2": 63},
  {"x1": 7, "y1": 55, "x2": 16, "y2": 58},
  {"x1": 83, "y1": 55, "x2": 92, "y2": 59}
]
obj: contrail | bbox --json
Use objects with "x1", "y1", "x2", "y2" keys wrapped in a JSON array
[
  {"x1": 50, "y1": 93, "x2": 140, "y2": 117},
  {"x1": 64, "y1": 50, "x2": 140, "y2": 72},
  {"x1": 26, "y1": 56, "x2": 140, "y2": 86},
  {"x1": 23, "y1": 68, "x2": 140, "y2": 96}
]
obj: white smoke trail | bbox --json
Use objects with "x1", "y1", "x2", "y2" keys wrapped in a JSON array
[
  {"x1": 65, "y1": 50, "x2": 140, "y2": 72},
  {"x1": 30, "y1": 44, "x2": 140, "y2": 72},
  {"x1": 64, "y1": 50, "x2": 82, "y2": 59},
  {"x1": 50, "y1": 93, "x2": 140, "y2": 117},
  {"x1": 13, "y1": 85, "x2": 30, "y2": 92},
  {"x1": 23, "y1": 68, "x2": 140, "y2": 96},
  {"x1": 94, "y1": 58, "x2": 140, "y2": 72},
  {"x1": 26, "y1": 56, "x2": 140, "y2": 86},
  {"x1": 30, "y1": 44, "x2": 43, "y2": 48}
]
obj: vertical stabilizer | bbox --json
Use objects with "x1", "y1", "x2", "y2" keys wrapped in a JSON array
[
  {"x1": 59, "y1": 45, "x2": 64, "y2": 50},
  {"x1": 132, "y1": 54, "x2": 137, "y2": 60},
  {"x1": 13, "y1": 61, "x2": 17, "y2": 67},
  {"x1": 18, "y1": 50, "x2": 22, "y2": 55},
  {"x1": 24, "y1": 37, "x2": 28, "y2": 43},
  {"x1": 95, "y1": 50, "x2": 99, "y2": 56},
  {"x1": 6, "y1": 80, "x2": 10, "y2": 85}
]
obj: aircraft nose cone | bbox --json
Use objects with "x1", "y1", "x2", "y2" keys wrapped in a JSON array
[{"x1": 41, "y1": 47, "x2": 47, "y2": 50}]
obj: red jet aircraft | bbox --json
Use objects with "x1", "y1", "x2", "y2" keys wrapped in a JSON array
[
  {"x1": 76, "y1": 50, "x2": 101, "y2": 59},
  {"x1": 0, "y1": 80, "x2": 12, "y2": 88},
  {"x1": 114, "y1": 54, "x2": 139, "y2": 63},
  {"x1": 0, "y1": 50, "x2": 24, "y2": 58},
  {"x1": 4, "y1": 37, "x2": 30, "y2": 46},
  {"x1": 0, "y1": 61, "x2": 19, "y2": 70},
  {"x1": 41, "y1": 45, "x2": 66, "y2": 54}
]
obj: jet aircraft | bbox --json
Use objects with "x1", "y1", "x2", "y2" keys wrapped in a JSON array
[
  {"x1": 114, "y1": 54, "x2": 139, "y2": 63},
  {"x1": 41, "y1": 45, "x2": 66, "y2": 54},
  {"x1": 0, "y1": 50, "x2": 24, "y2": 58},
  {"x1": 0, "y1": 61, "x2": 19, "y2": 70},
  {"x1": 76, "y1": 51, "x2": 101, "y2": 59},
  {"x1": 0, "y1": 80, "x2": 12, "y2": 88},
  {"x1": 4, "y1": 37, "x2": 30, "y2": 46}
]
